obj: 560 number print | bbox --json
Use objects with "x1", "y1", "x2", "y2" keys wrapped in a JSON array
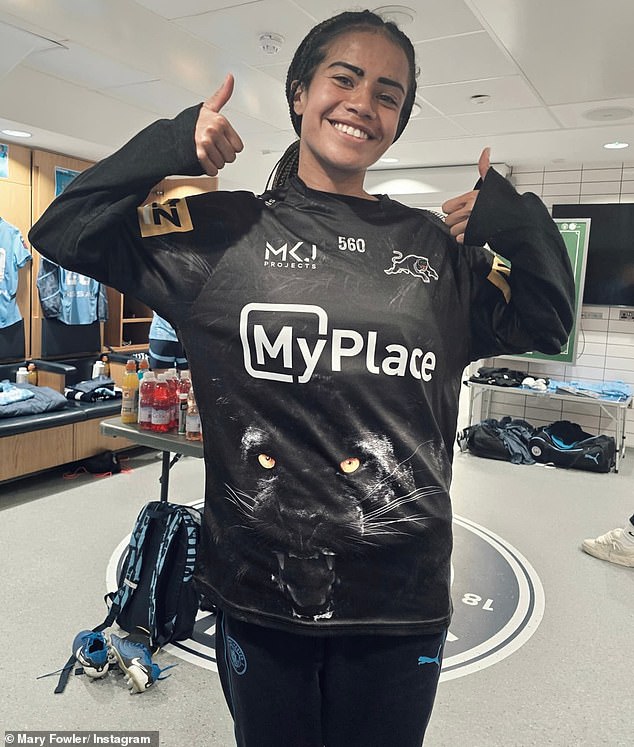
[{"x1": 338, "y1": 236, "x2": 366, "y2": 253}]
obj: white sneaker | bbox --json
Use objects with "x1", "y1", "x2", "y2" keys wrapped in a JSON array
[{"x1": 582, "y1": 527, "x2": 634, "y2": 567}]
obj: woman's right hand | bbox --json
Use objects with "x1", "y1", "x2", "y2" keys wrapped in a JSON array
[
  {"x1": 441, "y1": 148, "x2": 490, "y2": 244},
  {"x1": 195, "y1": 73, "x2": 244, "y2": 176}
]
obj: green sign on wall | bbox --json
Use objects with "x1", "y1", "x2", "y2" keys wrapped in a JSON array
[{"x1": 516, "y1": 218, "x2": 590, "y2": 364}]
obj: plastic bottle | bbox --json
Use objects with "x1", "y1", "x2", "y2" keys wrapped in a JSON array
[
  {"x1": 137, "y1": 357, "x2": 150, "y2": 381},
  {"x1": 100, "y1": 354, "x2": 110, "y2": 377},
  {"x1": 166, "y1": 369, "x2": 179, "y2": 431},
  {"x1": 138, "y1": 371, "x2": 156, "y2": 430},
  {"x1": 151, "y1": 373, "x2": 171, "y2": 433},
  {"x1": 16, "y1": 366, "x2": 29, "y2": 384},
  {"x1": 185, "y1": 385, "x2": 202, "y2": 441},
  {"x1": 179, "y1": 370, "x2": 191, "y2": 394},
  {"x1": 91, "y1": 359, "x2": 106, "y2": 378},
  {"x1": 27, "y1": 363, "x2": 38, "y2": 385},
  {"x1": 120, "y1": 359, "x2": 139, "y2": 424},
  {"x1": 177, "y1": 371, "x2": 191, "y2": 435}
]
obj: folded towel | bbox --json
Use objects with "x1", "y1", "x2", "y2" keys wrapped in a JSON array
[{"x1": 0, "y1": 379, "x2": 35, "y2": 406}]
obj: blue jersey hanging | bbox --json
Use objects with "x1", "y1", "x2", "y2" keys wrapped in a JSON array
[
  {"x1": 37, "y1": 256, "x2": 108, "y2": 325},
  {"x1": 0, "y1": 217, "x2": 31, "y2": 329}
]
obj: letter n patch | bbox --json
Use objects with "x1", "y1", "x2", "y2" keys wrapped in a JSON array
[{"x1": 138, "y1": 198, "x2": 193, "y2": 237}]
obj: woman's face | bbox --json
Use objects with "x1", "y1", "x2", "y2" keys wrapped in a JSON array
[{"x1": 293, "y1": 30, "x2": 410, "y2": 194}]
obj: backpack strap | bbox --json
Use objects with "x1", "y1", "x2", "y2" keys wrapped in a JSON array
[
  {"x1": 102, "y1": 503, "x2": 154, "y2": 628},
  {"x1": 181, "y1": 508, "x2": 201, "y2": 583},
  {"x1": 148, "y1": 507, "x2": 200, "y2": 642},
  {"x1": 35, "y1": 656, "x2": 80, "y2": 694},
  {"x1": 147, "y1": 508, "x2": 185, "y2": 640}
]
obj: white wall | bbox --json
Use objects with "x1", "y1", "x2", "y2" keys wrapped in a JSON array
[
  {"x1": 365, "y1": 163, "x2": 510, "y2": 209},
  {"x1": 478, "y1": 160, "x2": 634, "y2": 444}
]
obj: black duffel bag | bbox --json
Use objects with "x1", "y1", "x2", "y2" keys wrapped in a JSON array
[
  {"x1": 528, "y1": 420, "x2": 615, "y2": 473},
  {"x1": 458, "y1": 417, "x2": 536, "y2": 464}
]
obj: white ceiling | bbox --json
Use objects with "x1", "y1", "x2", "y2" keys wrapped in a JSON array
[{"x1": 1, "y1": 0, "x2": 634, "y2": 194}]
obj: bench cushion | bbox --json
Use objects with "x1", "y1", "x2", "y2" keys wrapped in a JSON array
[
  {"x1": 0, "y1": 397, "x2": 122, "y2": 437},
  {"x1": 0, "y1": 383, "x2": 68, "y2": 419},
  {"x1": 0, "y1": 405, "x2": 86, "y2": 436}
]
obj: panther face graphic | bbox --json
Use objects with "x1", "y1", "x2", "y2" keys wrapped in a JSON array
[{"x1": 221, "y1": 413, "x2": 442, "y2": 621}]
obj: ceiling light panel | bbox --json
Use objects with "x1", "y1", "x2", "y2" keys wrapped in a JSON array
[
  {"x1": 293, "y1": 0, "x2": 483, "y2": 42},
  {"x1": 471, "y1": 0, "x2": 634, "y2": 105},
  {"x1": 133, "y1": 0, "x2": 255, "y2": 21},
  {"x1": 415, "y1": 33, "x2": 516, "y2": 87},
  {"x1": 25, "y1": 42, "x2": 155, "y2": 90},
  {"x1": 549, "y1": 98, "x2": 634, "y2": 129},
  {"x1": 174, "y1": 1, "x2": 313, "y2": 67},
  {"x1": 0, "y1": 20, "x2": 61, "y2": 78},
  {"x1": 402, "y1": 115, "x2": 471, "y2": 141},
  {"x1": 453, "y1": 107, "x2": 561, "y2": 137},
  {"x1": 103, "y1": 79, "x2": 201, "y2": 117},
  {"x1": 1, "y1": 128, "x2": 32, "y2": 138},
  {"x1": 585, "y1": 107, "x2": 634, "y2": 122},
  {"x1": 419, "y1": 76, "x2": 540, "y2": 116}
]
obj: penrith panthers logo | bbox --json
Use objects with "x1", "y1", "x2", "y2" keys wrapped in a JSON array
[{"x1": 384, "y1": 251, "x2": 438, "y2": 283}]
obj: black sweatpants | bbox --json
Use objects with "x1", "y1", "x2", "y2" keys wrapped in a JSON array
[{"x1": 215, "y1": 609, "x2": 446, "y2": 747}]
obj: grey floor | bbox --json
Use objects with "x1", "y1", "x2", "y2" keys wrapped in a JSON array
[{"x1": 1, "y1": 438, "x2": 632, "y2": 746}]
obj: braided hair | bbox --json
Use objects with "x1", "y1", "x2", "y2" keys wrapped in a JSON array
[{"x1": 268, "y1": 10, "x2": 417, "y2": 190}]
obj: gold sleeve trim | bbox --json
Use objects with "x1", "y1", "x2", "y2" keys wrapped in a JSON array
[
  {"x1": 487, "y1": 256, "x2": 511, "y2": 303},
  {"x1": 137, "y1": 198, "x2": 193, "y2": 237}
]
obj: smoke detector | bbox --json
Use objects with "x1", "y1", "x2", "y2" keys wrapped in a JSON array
[
  {"x1": 470, "y1": 94, "x2": 491, "y2": 106},
  {"x1": 259, "y1": 32, "x2": 284, "y2": 55},
  {"x1": 583, "y1": 106, "x2": 634, "y2": 122},
  {"x1": 373, "y1": 5, "x2": 416, "y2": 26}
]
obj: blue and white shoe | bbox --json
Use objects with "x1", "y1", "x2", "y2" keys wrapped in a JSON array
[
  {"x1": 108, "y1": 629, "x2": 174, "y2": 693},
  {"x1": 72, "y1": 630, "x2": 110, "y2": 679}
]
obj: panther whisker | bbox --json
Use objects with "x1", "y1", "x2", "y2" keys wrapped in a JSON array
[
  {"x1": 344, "y1": 532, "x2": 379, "y2": 547},
  {"x1": 364, "y1": 440, "x2": 434, "y2": 499},
  {"x1": 229, "y1": 483, "x2": 258, "y2": 504},
  {"x1": 365, "y1": 515, "x2": 432, "y2": 530},
  {"x1": 364, "y1": 487, "x2": 442, "y2": 518},
  {"x1": 225, "y1": 481, "x2": 254, "y2": 500},
  {"x1": 225, "y1": 483, "x2": 256, "y2": 514},
  {"x1": 365, "y1": 485, "x2": 437, "y2": 510}
]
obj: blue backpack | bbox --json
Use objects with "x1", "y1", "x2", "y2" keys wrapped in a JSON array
[{"x1": 52, "y1": 500, "x2": 201, "y2": 693}]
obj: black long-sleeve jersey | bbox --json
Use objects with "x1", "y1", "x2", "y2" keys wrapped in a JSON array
[{"x1": 29, "y1": 105, "x2": 574, "y2": 635}]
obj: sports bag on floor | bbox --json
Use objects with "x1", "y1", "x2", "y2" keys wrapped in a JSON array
[
  {"x1": 528, "y1": 420, "x2": 615, "y2": 473},
  {"x1": 457, "y1": 417, "x2": 536, "y2": 464},
  {"x1": 51, "y1": 500, "x2": 201, "y2": 693}
]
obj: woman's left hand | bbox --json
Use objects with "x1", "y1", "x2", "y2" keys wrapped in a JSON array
[{"x1": 441, "y1": 148, "x2": 491, "y2": 244}]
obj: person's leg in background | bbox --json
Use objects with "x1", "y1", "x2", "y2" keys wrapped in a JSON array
[
  {"x1": 582, "y1": 513, "x2": 634, "y2": 567},
  {"x1": 148, "y1": 338, "x2": 187, "y2": 375}
]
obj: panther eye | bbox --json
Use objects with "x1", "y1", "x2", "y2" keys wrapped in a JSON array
[
  {"x1": 340, "y1": 457, "x2": 360, "y2": 474},
  {"x1": 257, "y1": 453, "x2": 276, "y2": 469}
]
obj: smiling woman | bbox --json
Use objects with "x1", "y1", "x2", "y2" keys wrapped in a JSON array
[
  {"x1": 28, "y1": 8, "x2": 575, "y2": 747},
  {"x1": 290, "y1": 31, "x2": 410, "y2": 195},
  {"x1": 268, "y1": 10, "x2": 418, "y2": 194}
]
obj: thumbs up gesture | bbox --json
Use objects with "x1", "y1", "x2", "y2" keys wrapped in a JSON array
[
  {"x1": 441, "y1": 148, "x2": 491, "y2": 244},
  {"x1": 195, "y1": 74, "x2": 244, "y2": 176}
]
